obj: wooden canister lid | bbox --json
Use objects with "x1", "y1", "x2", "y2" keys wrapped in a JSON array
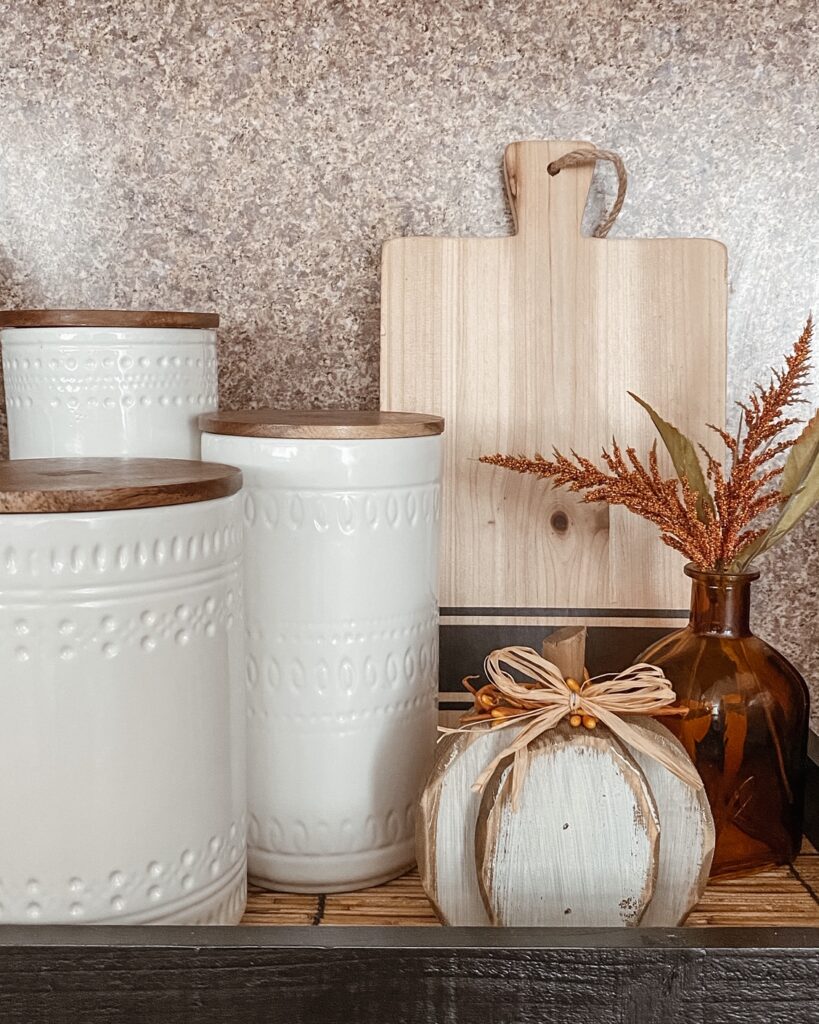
[
  {"x1": 0, "y1": 459, "x2": 242, "y2": 514},
  {"x1": 199, "y1": 409, "x2": 445, "y2": 440},
  {"x1": 0, "y1": 309, "x2": 219, "y2": 329}
]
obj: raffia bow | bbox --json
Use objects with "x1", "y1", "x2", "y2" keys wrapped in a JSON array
[{"x1": 442, "y1": 646, "x2": 702, "y2": 806}]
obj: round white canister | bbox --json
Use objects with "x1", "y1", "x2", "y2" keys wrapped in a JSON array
[
  {"x1": 0, "y1": 309, "x2": 219, "y2": 460},
  {"x1": 0, "y1": 459, "x2": 247, "y2": 924},
  {"x1": 200, "y1": 410, "x2": 444, "y2": 894}
]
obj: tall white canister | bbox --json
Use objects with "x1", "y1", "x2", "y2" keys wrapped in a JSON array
[
  {"x1": 200, "y1": 410, "x2": 444, "y2": 893},
  {"x1": 0, "y1": 458, "x2": 247, "y2": 924},
  {"x1": 0, "y1": 309, "x2": 219, "y2": 459}
]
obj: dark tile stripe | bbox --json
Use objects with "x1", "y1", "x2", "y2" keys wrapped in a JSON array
[
  {"x1": 311, "y1": 894, "x2": 327, "y2": 927},
  {"x1": 439, "y1": 623, "x2": 676, "y2": 691},
  {"x1": 788, "y1": 862, "x2": 819, "y2": 908},
  {"x1": 440, "y1": 606, "x2": 688, "y2": 620}
]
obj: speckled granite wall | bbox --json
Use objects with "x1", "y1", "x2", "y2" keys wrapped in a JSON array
[{"x1": 0, "y1": 0, "x2": 816, "y2": 714}]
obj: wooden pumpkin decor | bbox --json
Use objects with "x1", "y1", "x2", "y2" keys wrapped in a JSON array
[{"x1": 417, "y1": 628, "x2": 714, "y2": 927}]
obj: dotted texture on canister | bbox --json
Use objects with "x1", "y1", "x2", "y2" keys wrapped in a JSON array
[
  {"x1": 0, "y1": 458, "x2": 247, "y2": 923},
  {"x1": 201, "y1": 411, "x2": 443, "y2": 893},
  {"x1": 0, "y1": 316, "x2": 219, "y2": 460}
]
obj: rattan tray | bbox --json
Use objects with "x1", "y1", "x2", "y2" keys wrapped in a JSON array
[{"x1": 243, "y1": 840, "x2": 819, "y2": 929}]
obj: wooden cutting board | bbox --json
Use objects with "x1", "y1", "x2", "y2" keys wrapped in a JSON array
[{"x1": 380, "y1": 140, "x2": 727, "y2": 674}]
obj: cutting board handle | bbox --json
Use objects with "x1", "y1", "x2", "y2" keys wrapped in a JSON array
[{"x1": 504, "y1": 140, "x2": 621, "y2": 241}]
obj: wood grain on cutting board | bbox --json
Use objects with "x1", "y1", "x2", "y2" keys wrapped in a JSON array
[{"x1": 381, "y1": 140, "x2": 727, "y2": 622}]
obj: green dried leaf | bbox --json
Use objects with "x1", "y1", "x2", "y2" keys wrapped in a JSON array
[
  {"x1": 629, "y1": 392, "x2": 715, "y2": 521},
  {"x1": 781, "y1": 410, "x2": 819, "y2": 497},
  {"x1": 733, "y1": 435, "x2": 819, "y2": 569},
  {"x1": 730, "y1": 532, "x2": 765, "y2": 572}
]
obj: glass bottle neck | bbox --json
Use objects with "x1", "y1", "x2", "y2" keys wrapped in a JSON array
[{"x1": 686, "y1": 567, "x2": 756, "y2": 637}]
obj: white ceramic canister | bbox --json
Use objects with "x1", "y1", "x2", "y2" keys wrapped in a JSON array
[
  {"x1": 0, "y1": 458, "x2": 247, "y2": 924},
  {"x1": 200, "y1": 410, "x2": 444, "y2": 893},
  {"x1": 0, "y1": 309, "x2": 219, "y2": 459}
]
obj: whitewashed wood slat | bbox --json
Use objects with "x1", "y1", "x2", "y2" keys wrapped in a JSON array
[
  {"x1": 623, "y1": 717, "x2": 715, "y2": 926},
  {"x1": 417, "y1": 724, "x2": 524, "y2": 925},
  {"x1": 476, "y1": 723, "x2": 660, "y2": 927},
  {"x1": 540, "y1": 628, "x2": 713, "y2": 925}
]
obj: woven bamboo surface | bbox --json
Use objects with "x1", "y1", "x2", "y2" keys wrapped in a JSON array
[{"x1": 242, "y1": 840, "x2": 819, "y2": 928}]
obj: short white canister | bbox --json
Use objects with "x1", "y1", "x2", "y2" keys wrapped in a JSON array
[
  {"x1": 0, "y1": 458, "x2": 247, "y2": 924},
  {"x1": 0, "y1": 309, "x2": 219, "y2": 459},
  {"x1": 200, "y1": 409, "x2": 444, "y2": 893}
]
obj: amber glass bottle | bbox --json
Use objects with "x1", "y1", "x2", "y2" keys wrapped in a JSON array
[{"x1": 639, "y1": 565, "x2": 809, "y2": 877}]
